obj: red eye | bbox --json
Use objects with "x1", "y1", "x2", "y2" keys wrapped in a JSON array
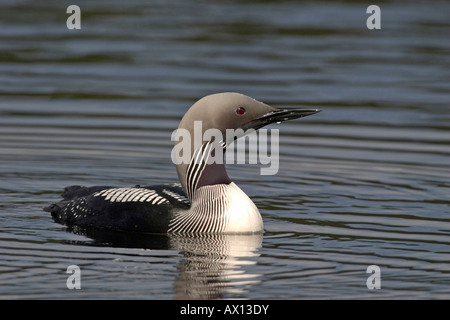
[{"x1": 236, "y1": 107, "x2": 246, "y2": 115}]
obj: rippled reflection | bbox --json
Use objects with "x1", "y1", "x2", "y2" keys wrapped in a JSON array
[
  {"x1": 170, "y1": 233, "x2": 262, "y2": 299},
  {"x1": 71, "y1": 227, "x2": 262, "y2": 299}
]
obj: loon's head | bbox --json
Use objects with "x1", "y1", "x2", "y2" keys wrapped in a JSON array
[{"x1": 173, "y1": 92, "x2": 319, "y2": 199}]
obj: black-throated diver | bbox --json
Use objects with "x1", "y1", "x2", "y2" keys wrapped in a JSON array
[{"x1": 45, "y1": 92, "x2": 319, "y2": 234}]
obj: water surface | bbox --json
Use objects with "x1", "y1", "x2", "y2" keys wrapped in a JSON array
[{"x1": 1, "y1": 0, "x2": 449, "y2": 299}]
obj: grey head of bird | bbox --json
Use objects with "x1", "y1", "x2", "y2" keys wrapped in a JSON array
[{"x1": 172, "y1": 92, "x2": 319, "y2": 200}]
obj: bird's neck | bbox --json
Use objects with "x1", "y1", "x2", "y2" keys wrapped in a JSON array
[
  {"x1": 179, "y1": 141, "x2": 231, "y2": 201},
  {"x1": 196, "y1": 161, "x2": 231, "y2": 189},
  {"x1": 172, "y1": 142, "x2": 263, "y2": 233}
]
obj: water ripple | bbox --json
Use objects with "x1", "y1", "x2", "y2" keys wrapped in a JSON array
[{"x1": 1, "y1": 0, "x2": 449, "y2": 299}]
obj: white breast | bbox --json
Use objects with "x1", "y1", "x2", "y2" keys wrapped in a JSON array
[
  {"x1": 221, "y1": 182, "x2": 263, "y2": 233},
  {"x1": 168, "y1": 182, "x2": 263, "y2": 234}
]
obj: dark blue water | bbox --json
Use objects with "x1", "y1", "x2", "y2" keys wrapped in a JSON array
[{"x1": 1, "y1": 0, "x2": 449, "y2": 299}]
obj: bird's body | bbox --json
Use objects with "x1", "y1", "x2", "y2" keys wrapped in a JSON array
[
  {"x1": 45, "y1": 92, "x2": 319, "y2": 234},
  {"x1": 48, "y1": 183, "x2": 188, "y2": 234},
  {"x1": 49, "y1": 181, "x2": 262, "y2": 234}
]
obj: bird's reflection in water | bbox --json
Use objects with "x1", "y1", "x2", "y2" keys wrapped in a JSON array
[
  {"x1": 170, "y1": 233, "x2": 262, "y2": 299},
  {"x1": 70, "y1": 227, "x2": 263, "y2": 299}
]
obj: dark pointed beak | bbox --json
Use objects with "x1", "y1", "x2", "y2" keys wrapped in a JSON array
[{"x1": 243, "y1": 108, "x2": 320, "y2": 131}]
